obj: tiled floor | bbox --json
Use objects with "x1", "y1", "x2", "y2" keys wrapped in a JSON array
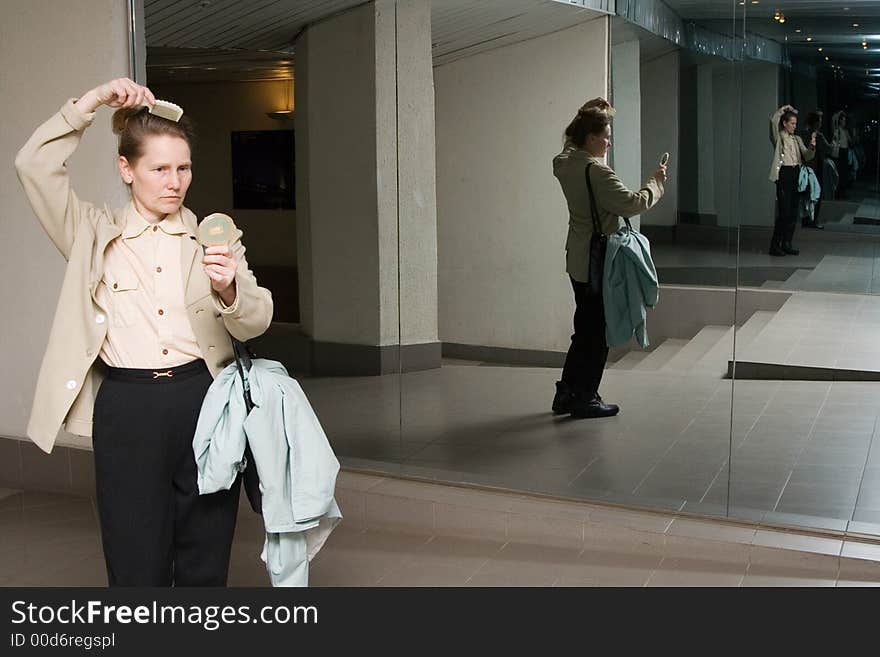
[
  {"x1": 296, "y1": 364, "x2": 880, "y2": 536},
  {"x1": 3, "y1": 483, "x2": 879, "y2": 587},
  {"x1": 736, "y1": 291, "x2": 880, "y2": 371}
]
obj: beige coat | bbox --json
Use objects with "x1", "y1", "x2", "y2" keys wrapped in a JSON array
[
  {"x1": 15, "y1": 100, "x2": 274, "y2": 454},
  {"x1": 553, "y1": 144, "x2": 664, "y2": 283}
]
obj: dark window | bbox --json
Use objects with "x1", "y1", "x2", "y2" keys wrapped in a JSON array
[{"x1": 231, "y1": 130, "x2": 295, "y2": 209}]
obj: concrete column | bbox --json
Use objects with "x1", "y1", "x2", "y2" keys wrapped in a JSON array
[
  {"x1": 295, "y1": 0, "x2": 439, "y2": 376},
  {"x1": 697, "y1": 64, "x2": 717, "y2": 219},
  {"x1": 0, "y1": 0, "x2": 131, "y2": 441},
  {"x1": 611, "y1": 40, "x2": 642, "y2": 212}
]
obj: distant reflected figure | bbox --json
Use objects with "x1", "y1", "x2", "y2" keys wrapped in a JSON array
[
  {"x1": 768, "y1": 104, "x2": 815, "y2": 256},
  {"x1": 832, "y1": 110, "x2": 853, "y2": 199}
]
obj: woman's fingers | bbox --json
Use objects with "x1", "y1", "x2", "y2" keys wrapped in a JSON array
[{"x1": 96, "y1": 78, "x2": 154, "y2": 109}]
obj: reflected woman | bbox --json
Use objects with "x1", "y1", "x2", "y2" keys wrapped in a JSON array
[
  {"x1": 803, "y1": 111, "x2": 833, "y2": 229},
  {"x1": 551, "y1": 98, "x2": 666, "y2": 419},
  {"x1": 768, "y1": 104, "x2": 816, "y2": 256}
]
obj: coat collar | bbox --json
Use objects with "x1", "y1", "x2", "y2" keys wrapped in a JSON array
[
  {"x1": 121, "y1": 202, "x2": 189, "y2": 239},
  {"x1": 90, "y1": 202, "x2": 204, "y2": 300}
]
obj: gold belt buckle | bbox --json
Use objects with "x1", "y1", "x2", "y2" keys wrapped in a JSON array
[{"x1": 152, "y1": 370, "x2": 174, "y2": 379}]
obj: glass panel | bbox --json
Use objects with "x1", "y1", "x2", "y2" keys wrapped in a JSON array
[
  {"x1": 144, "y1": 3, "x2": 407, "y2": 481},
  {"x1": 731, "y1": 0, "x2": 880, "y2": 535},
  {"x1": 394, "y1": 0, "x2": 742, "y2": 518}
]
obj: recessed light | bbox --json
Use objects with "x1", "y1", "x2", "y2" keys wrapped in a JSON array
[
  {"x1": 818, "y1": 47, "x2": 823, "y2": 51},
  {"x1": 826, "y1": 56, "x2": 830, "y2": 60},
  {"x1": 806, "y1": 36, "x2": 813, "y2": 41},
  {"x1": 796, "y1": 29, "x2": 802, "y2": 33},
  {"x1": 854, "y1": 23, "x2": 861, "y2": 28}
]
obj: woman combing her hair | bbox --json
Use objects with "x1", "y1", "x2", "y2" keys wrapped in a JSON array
[{"x1": 15, "y1": 78, "x2": 273, "y2": 586}]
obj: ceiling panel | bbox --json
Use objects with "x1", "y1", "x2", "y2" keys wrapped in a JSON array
[{"x1": 146, "y1": 0, "x2": 607, "y2": 81}]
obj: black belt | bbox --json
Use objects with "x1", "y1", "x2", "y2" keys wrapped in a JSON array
[{"x1": 105, "y1": 359, "x2": 209, "y2": 383}]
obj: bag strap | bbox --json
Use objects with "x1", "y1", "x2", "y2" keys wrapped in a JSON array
[
  {"x1": 231, "y1": 337, "x2": 254, "y2": 413},
  {"x1": 585, "y1": 161, "x2": 602, "y2": 235},
  {"x1": 586, "y1": 161, "x2": 634, "y2": 234}
]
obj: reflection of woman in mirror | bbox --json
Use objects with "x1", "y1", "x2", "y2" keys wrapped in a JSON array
[
  {"x1": 15, "y1": 78, "x2": 274, "y2": 586},
  {"x1": 832, "y1": 111, "x2": 852, "y2": 199},
  {"x1": 551, "y1": 98, "x2": 666, "y2": 419},
  {"x1": 768, "y1": 105, "x2": 815, "y2": 256},
  {"x1": 803, "y1": 111, "x2": 834, "y2": 229}
]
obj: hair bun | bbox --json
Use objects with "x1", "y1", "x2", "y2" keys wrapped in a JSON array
[{"x1": 111, "y1": 106, "x2": 147, "y2": 135}]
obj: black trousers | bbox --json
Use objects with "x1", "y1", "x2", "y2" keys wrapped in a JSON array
[
  {"x1": 772, "y1": 165, "x2": 800, "y2": 247},
  {"x1": 836, "y1": 148, "x2": 851, "y2": 197},
  {"x1": 561, "y1": 277, "x2": 608, "y2": 398},
  {"x1": 93, "y1": 359, "x2": 240, "y2": 587}
]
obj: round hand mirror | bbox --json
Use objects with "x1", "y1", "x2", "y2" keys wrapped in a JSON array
[{"x1": 198, "y1": 213, "x2": 236, "y2": 246}]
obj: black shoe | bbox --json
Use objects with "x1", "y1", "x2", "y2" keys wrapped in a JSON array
[
  {"x1": 570, "y1": 394, "x2": 620, "y2": 419},
  {"x1": 781, "y1": 243, "x2": 799, "y2": 255},
  {"x1": 552, "y1": 380, "x2": 575, "y2": 415},
  {"x1": 769, "y1": 243, "x2": 786, "y2": 256}
]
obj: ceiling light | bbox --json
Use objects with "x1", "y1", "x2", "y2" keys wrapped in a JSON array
[
  {"x1": 818, "y1": 47, "x2": 823, "y2": 51},
  {"x1": 826, "y1": 56, "x2": 830, "y2": 60},
  {"x1": 853, "y1": 23, "x2": 860, "y2": 28},
  {"x1": 806, "y1": 36, "x2": 813, "y2": 41},
  {"x1": 796, "y1": 29, "x2": 802, "y2": 33}
]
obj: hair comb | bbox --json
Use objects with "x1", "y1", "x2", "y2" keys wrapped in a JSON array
[{"x1": 145, "y1": 99, "x2": 184, "y2": 122}]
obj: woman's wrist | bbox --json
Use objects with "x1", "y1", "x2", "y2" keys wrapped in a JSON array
[{"x1": 73, "y1": 89, "x2": 101, "y2": 114}]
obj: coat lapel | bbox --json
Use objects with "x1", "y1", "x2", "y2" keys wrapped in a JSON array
[
  {"x1": 180, "y1": 208, "x2": 206, "y2": 304},
  {"x1": 89, "y1": 204, "x2": 123, "y2": 294}
]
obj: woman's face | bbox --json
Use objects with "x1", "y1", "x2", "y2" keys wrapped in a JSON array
[
  {"x1": 118, "y1": 135, "x2": 192, "y2": 221},
  {"x1": 587, "y1": 125, "x2": 612, "y2": 157},
  {"x1": 784, "y1": 116, "x2": 798, "y2": 135}
]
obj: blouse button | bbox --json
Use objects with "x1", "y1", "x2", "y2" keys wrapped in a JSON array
[
  {"x1": 113, "y1": 283, "x2": 118, "y2": 289},
  {"x1": 65, "y1": 380, "x2": 77, "y2": 390},
  {"x1": 152, "y1": 226, "x2": 158, "y2": 232},
  {"x1": 162, "y1": 348, "x2": 169, "y2": 356},
  {"x1": 95, "y1": 313, "x2": 106, "y2": 324},
  {"x1": 158, "y1": 309, "x2": 164, "y2": 316},
  {"x1": 156, "y1": 266, "x2": 162, "y2": 273}
]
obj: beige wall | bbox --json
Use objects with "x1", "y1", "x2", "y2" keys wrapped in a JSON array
[
  {"x1": 611, "y1": 40, "x2": 642, "y2": 195},
  {"x1": 149, "y1": 80, "x2": 297, "y2": 268},
  {"x1": 435, "y1": 17, "x2": 609, "y2": 353},
  {"x1": 640, "y1": 50, "x2": 680, "y2": 227},
  {"x1": 1, "y1": 0, "x2": 130, "y2": 441}
]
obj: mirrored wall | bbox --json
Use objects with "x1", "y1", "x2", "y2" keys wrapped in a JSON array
[{"x1": 143, "y1": 0, "x2": 880, "y2": 538}]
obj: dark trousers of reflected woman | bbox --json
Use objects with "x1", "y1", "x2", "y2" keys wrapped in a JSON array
[{"x1": 554, "y1": 277, "x2": 619, "y2": 419}]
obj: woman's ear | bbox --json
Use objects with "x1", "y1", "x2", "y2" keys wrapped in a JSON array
[{"x1": 118, "y1": 155, "x2": 134, "y2": 185}]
